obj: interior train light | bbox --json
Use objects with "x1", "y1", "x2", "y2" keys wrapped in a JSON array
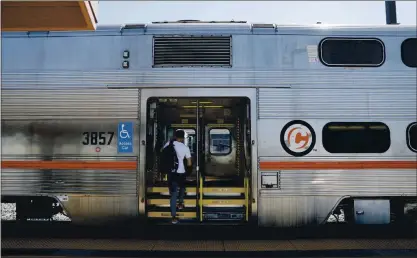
[
  {"x1": 191, "y1": 101, "x2": 212, "y2": 104},
  {"x1": 122, "y1": 61, "x2": 129, "y2": 69},
  {"x1": 123, "y1": 50, "x2": 130, "y2": 59},
  {"x1": 182, "y1": 105, "x2": 223, "y2": 108}
]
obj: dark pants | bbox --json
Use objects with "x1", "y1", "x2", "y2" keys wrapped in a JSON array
[{"x1": 168, "y1": 173, "x2": 186, "y2": 217}]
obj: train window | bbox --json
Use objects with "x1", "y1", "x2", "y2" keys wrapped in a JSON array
[
  {"x1": 406, "y1": 123, "x2": 417, "y2": 152},
  {"x1": 209, "y1": 128, "x2": 232, "y2": 155},
  {"x1": 319, "y1": 38, "x2": 385, "y2": 67},
  {"x1": 401, "y1": 38, "x2": 417, "y2": 68},
  {"x1": 168, "y1": 128, "x2": 197, "y2": 155},
  {"x1": 322, "y1": 122, "x2": 390, "y2": 153}
]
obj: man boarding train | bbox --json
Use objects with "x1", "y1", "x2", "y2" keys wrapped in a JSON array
[{"x1": 160, "y1": 130, "x2": 192, "y2": 224}]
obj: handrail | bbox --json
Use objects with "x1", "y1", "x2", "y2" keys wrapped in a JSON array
[
  {"x1": 244, "y1": 176, "x2": 249, "y2": 221},
  {"x1": 199, "y1": 175, "x2": 203, "y2": 222}
]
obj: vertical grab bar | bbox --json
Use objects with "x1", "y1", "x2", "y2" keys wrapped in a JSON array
[
  {"x1": 244, "y1": 177, "x2": 249, "y2": 221},
  {"x1": 199, "y1": 175, "x2": 203, "y2": 221},
  {"x1": 195, "y1": 100, "x2": 201, "y2": 222}
]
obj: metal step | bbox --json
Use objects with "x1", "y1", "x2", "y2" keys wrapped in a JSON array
[
  {"x1": 203, "y1": 187, "x2": 245, "y2": 197},
  {"x1": 147, "y1": 187, "x2": 197, "y2": 194},
  {"x1": 146, "y1": 198, "x2": 245, "y2": 207},
  {"x1": 203, "y1": 179, "x2": 243, "y2": 187},
  {"x1": 203, "y1": 207, "x2": 246, "y2": 221},
  {"x1": 205, "y1": 176, "x2": 240, "y2": 182},
  {"x1": 147, "y1": 207, "x2": 197, "y2": 219},
  {"x1": 150, "y1": 176, "x2": 237, "y2": 186},
  {"x1": 147, "y1": 198, "x2": 197, "y2": 206},
  {"x1": 149, "y1": 221, "x2": 246, "y2": 226},
  {"x1": 147, "y1": 187, "x2": 245, "y2": 195},
  {"x1": 203, "y1": 187, "x2": 245, "y2": 194},
  {"x1": 203, "y1": 199, "x2": 245, "y2": 206},
  {"x1": 147, "y1": 211, "x2": 197, "y2": 219}
]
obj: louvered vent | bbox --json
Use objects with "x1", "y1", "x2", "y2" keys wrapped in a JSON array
[{"x1": 153, "y1": 36, "x2": 232, "y2": 67}]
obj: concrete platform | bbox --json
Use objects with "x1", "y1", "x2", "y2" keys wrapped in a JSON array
[
  {"x1": 2, "y1": 221, "x2": 417, "y2": 240},
  {"x1": 2, "y1": 238, "x2": 417, "y2": 253},
  {"x1": 3, "y1": 221, "x2": 417, "y2": 258}
]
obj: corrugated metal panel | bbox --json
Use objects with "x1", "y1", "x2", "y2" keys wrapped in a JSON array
[
  {"x1": 258, "y1": 196, "x2": 340, "y2": 227},
  {"x1": 1, "y1": 157, "x2": 138, "y2": 196},
  {"x1": 1, "y1": 89, "x2": 139, "y2": 120},
  {"x1": 257, "y1": 88, "x2": 416, "y2": 119},
  {"x1": 1, "y1": 169, "x2": 137, "y2": 195},
  {"x1": 2, "y1": 71, "x2": 415, "y2": 89},
  {"x1": 259, "y1": 169, "x2": 417, "y2": 196},
  {"x1": 153, "y1": 36, "x2": 231, "y2": 67},
  {"x1": 257, "y1": 167, "x2": 417, "y2": 227}
]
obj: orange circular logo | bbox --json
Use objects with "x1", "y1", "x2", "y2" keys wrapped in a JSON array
[{"x1": 281, "y1": 120, "x2": 316, "y2": 157}]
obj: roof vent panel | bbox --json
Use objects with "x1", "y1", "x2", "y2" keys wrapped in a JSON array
[{"x1": 153, "y1": 36, "x2": 232, "y2": 67}]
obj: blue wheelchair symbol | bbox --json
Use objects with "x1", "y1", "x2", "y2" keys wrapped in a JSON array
[{"x1": 118, "y1": 122, "x2": 133, "y2": 153}]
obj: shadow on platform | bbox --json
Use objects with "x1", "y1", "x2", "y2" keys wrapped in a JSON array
[{"x1": 2, "y1": 220, "x2": 417, "y2": 240}]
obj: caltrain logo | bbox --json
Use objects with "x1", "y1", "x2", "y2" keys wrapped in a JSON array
[{"x1": 280, "y1": 120, "x2": 316, "y2": 157}]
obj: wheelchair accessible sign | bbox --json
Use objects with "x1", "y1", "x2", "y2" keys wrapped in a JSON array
[{"x1": 118, "y1": 122, "x2": 133, "y2": 153}]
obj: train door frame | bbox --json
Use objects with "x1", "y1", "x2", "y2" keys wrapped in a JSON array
[{"x1": 139, "y1": 88, "x2": 259, "y2": 222}]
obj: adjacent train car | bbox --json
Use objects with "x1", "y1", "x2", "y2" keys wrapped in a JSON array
[{"x1": 1, "y1": 21, "x2": 416, "y2": 227}]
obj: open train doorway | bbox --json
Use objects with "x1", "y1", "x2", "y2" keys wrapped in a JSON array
[{"x1": 145, "y1": 97, "x2": 252, "y2": 224}]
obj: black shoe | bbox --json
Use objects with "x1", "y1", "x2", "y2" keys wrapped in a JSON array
[
  {"x1": 177, "y1": 203, "x2": 184, "y2": 210},
  {"x1": 172, "y1": 217, "x2": 179, "y2": 224}
]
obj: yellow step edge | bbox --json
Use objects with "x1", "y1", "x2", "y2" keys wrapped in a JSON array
[
  {"x1": 147, "y1": 187, "x2": 197, "y2": 193},
  {"x1": 202, "y1": 199, "x2": 246, "y2": 205},
  {"x1": 147, "y1": 187, "x2": 245, "y2": 194},
  {"x1": 147, "y1": 199, "x2": 197, "y2": 205},
  {"x1": 147, "y1": 211, "x2": 197, "y2": 219},
  {"x1": 147, "y1": 199, "x2": 245, "y2": 206},
  {"x1": 203, "y1": 187, "x2": 245, "y2": 193},
  {"x1": 205, "y1": 177, "x2": 235, "y2": 182}
]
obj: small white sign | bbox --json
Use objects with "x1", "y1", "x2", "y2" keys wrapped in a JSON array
[
  {"x1": 307, "y1": 45, "x2": 318, "y2": 63},
  {"x1": 261, "y1": 172, "x2": 279, "y2": 188},
  {"x1": 262, "y1": 175, "x2": 277, "y2": 185},
  {"x1": 307, "y1": 45, "x2": 318, "y2": 58},
  {"x1": 309, "y1": 57, "x2": 318, "y2": 63}
]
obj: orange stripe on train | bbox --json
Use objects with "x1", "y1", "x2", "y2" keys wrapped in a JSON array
[
  {"x1": 2, "y1": 160, "x2": 416, "y2": 171},
  {"x1": 259, "y1": 161, "x2": 417, "y2": 170},
  {"x1": 1, "y1": 161, "x2": 137, "y2": 170}
]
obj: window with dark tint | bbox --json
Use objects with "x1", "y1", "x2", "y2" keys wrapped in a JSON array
[
  {"x1": 168, "y1": 128, "x2": 196, "y2": 155},
  {"x1": 322, "y1": 122, "x2": 390, "y2": 153},
  {"x1": 319, "y1": 38, "x2": 385, "y2": 67},
  {"x1": 401, "y1": 38, "x2": 417, "y2": 68},
  {"x1": 406, "y1": 123, "x2": 417, "y2": 152},
  {"x1": 209, "y1": 128, "x2": 231, "y2": 155}
]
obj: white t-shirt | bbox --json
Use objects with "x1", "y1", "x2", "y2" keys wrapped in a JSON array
[{"x1": 163, "y1": 141, "x2": 191, "y2": 173}]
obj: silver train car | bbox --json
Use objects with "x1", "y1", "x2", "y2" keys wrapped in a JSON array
[{"x1": 1, "y1": 21, "x2": 417, "y2": 227}]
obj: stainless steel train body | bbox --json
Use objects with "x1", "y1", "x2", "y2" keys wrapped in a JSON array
[{"x1": 1, "y1": 22, "x2": 416, "y2": 227}]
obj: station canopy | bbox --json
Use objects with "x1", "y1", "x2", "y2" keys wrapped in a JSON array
[{"x1": 1, "y1": 1, "x2": 98, "y2": 31}]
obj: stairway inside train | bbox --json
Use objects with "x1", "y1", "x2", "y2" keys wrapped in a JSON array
[{"x1": 145, "y1": 97, "x2": 252, "y2": 224}]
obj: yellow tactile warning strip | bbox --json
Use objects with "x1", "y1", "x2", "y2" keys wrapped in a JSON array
[
  {"x1": 223, "y1": 240, "x2": 296, "y2": 251},
  {"x1": 2, "y1": 238, "x2": 417, "y2": 251},
  {"x1": 1, "y1": 239, "x2": 155, "y2": 251},
  {"x1": 152, "y1": 240, "x2": 224, "y2": 251},
  {"x1": 287, "y1": 239, "x2": 417, "y2": 251}
]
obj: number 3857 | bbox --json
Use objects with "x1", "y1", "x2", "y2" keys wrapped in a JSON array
[{"x1": 82, "y1": 132, "x2": 114, "y2": 145}]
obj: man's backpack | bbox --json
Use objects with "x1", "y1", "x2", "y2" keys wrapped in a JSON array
[{"x1": 160, "y1": 140, "x2": 179, "y2": 173}]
